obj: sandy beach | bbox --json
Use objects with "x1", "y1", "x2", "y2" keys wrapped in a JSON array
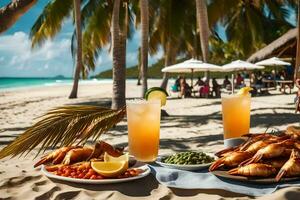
[{"x1": 1, "y1": 80, "x2": 300, "y2": 200}]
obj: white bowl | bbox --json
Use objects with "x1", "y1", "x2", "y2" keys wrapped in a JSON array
[{"x1": 156, "y1": 153, "x2": 214, "y2": 171}]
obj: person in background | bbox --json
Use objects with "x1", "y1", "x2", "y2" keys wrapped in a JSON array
[
  {"x1": 235, "y1": 73, "x2": 245, "y2": 88},
  {"x1": 180, "y1": 77, "x2": 191, "y2": 98},
  {"x1": 256, "y1": 71, "x2": 263, "y2": 85},
  {"x1": 223, "y1": 75, "x2": 231, "y2": 90},
  {"x1": 279, "y1": 70, "x2": 287, "y2": 80},
  {"x1": 286, "y1": 65, "x2": 294, "y2": 80},
  {"x1": 194, "y1": 77, "x2": 205, "y2": 87},
  {"x1": 172, "y1": 76, "x2": 182, "y2": 92},
  {"x1": 212, "y1": 78, "x2": 221, "y2": 97},
  {"x1": 200, "y1": 79, "x2": 210, "y2": 98},
  {"x1": 295, "y1": 78, "x2": 300, "y2": 113}
]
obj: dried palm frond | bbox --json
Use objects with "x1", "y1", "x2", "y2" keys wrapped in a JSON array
[{"x1": 0, "y1": 105, "x2": 126, "y2": 159}]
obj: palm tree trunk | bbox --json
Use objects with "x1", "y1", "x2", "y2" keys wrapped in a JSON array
[
  {"x1": 295, "y1": 0, "x2": 300, "y2": 80},
  {"x1": 160, "y1": 40, "x2": 175, "y2": 89},
  {"x1": 119, "y1": 1, "x2": 128, "y2": 90},
  {"x1": 137, "y1": 47, "x2": 142, "y2": 85},
  {"x1": 195, "y1": 0, "x2": 209, "y2": 61},
  {"x1": 69, "y1": 0, "x2": 83, "y2": 99},
  {"x1": 111, "y1": 0, "x2": 125, "y2": 109},
  {"x1": 195, "y1": 0, "x2": 210, "y2": 78},
  {"x1": 140, "y1": 0, "x2": 149, "y2": 96},
  {"x1": 0, "y1": 0, "x2": 37, "y2": 34}
]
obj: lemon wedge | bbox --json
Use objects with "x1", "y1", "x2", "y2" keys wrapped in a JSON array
[
  {"x1": 91, "y1": 161, "x2": 128, "y2": 178},
  {"x1": 145, "y1": 87, "x2": 168, "y2": 106},
  {"x1": 104, "y1": 152, "x2": 129, "y2": 167},
  {"x1": 237, "y1": 86, "x2": 253, "y2": 95}
]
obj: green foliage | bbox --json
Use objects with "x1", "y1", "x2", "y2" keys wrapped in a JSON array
[
  {"x1": 93, "y1": 58, "x2": 232, "y2": 79},
  {"x1": 0, "y1": 106, "x2": 126, "y2": 159},
  {"x1": 30, "y1": 0, "x2": 73, "y2": 48},
  {"x1": 208, "y1": 0, "x2": 293, "y2": 57}
]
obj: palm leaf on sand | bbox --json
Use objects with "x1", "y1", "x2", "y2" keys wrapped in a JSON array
[{"x1": 0, "y1": 105, "x2": 126, "y2": 159}]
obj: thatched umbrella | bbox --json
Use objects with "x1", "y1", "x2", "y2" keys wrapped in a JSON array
[{"x1": 247, "y1": 28, "x2": 297, "y2": 64}]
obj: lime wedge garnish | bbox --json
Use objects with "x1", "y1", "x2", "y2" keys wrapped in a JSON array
[
  {"x1": 237, "y1": 87, "x2": 253, "y2": 95},
  {"x1": 145, "y1": 87, "x2": 168, "y2": 106}
]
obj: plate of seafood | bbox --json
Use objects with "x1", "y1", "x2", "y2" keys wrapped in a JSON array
[
  {"x1": 210, "y1": 126, "x2": 300, "y2": 184},
  {"x1": 35, "y1": 141, "x2": 151, "y2": 184}
]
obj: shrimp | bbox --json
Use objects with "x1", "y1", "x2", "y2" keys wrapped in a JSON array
[
  {"x1": 215, "y1": 134, "x2": 270, "y2": 158},
  {"x1": 276, "y1": 149, "x2": 300, "y2": 181},
  {"x1": 262, "y1": 158, "x2": 288, "y2": 169},
  {"x1": 228, "y1": 163, "x2": 277, "y2": 177},
  {"x1": 209, "y1": 151, "x2": 251, "y2": 171},
  {"x1": 244, "y1": 140, "x2": 270, "y2": 155},
  {"x1": 286, "y1": 126, "x2": 300, "y2": 139},
  {"x1": 34, "y1": 146, "x2": 78, "y2": 167},
  {"x1": 240, "y1": 139, "x2": 294, "y2": 166},
  {"x1": 62, "y1": 147, "x2": 94, "y2": 165},
  {"x1": 87, "y1": 141, "x2": 124, "y2": 160}
]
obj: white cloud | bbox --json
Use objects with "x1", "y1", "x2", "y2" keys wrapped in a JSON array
[
  {"x1": 0, "y1": 30, "x2": 164, "y2": 77},
  {"x1": 0, "y1": 31, "x2": 73, "y2": 77}
]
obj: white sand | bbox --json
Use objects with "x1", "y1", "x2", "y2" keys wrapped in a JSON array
[{"x1": 0, "y1": 80, "x2": 299, "y2": 199}]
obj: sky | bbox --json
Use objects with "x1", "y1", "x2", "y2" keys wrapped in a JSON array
[
  {"x1": 0, "y1": 1, "x2": 296, "y2": 78},
  {"x1": 0, "y1": 1, "x2": 164, "y2": 78}
]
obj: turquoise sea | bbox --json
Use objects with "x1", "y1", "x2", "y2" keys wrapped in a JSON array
[{"x1": 0, "y1": 77, "x2": 114, "y2": 91}]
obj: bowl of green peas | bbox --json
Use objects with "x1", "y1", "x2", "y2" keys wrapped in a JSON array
[{"x1": 156, "y1": 151, "x2": 215, "y2": 171}]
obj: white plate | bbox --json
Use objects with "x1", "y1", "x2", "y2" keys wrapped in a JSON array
[
  {"x1": 41, "y1": 161, "x2": 151, "y2": 184},
  {"x1": 156, "y1": 153, "x2": 214, "y2": 171}
]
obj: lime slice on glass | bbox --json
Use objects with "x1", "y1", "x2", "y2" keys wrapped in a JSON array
[
  {"x1": 145, "y1": 87, "x2": 169, "y2": 106},
  {"x1": 237, "y1": 87, "x2": 253, "y2": 95}
]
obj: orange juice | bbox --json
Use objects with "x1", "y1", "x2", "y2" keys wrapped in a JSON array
[
  {"x1": 221, "y1": 94, "x2": 251, "y2": 139},
  {"x1": 126, "y1": 100, "x2": 161, "y2": 162}
]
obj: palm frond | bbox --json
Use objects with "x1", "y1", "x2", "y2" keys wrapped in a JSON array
[
  {"x1": 0, "y1": 105, "x2": 126, "y2": 159},
  {"x1": 81, "y1": 2, "x2": 111, "y2": 70},
  {"x1": 30, "y1": 0, "x2": 73, "y2": 48}
]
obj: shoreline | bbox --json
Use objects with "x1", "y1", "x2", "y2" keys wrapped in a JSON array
[{"x1": 0, "y1": 78, "x2": 171, "y2": 92}]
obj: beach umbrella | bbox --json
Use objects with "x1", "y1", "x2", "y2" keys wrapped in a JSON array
[
  {"x1": 255, "y1": 57, "x2": 291, "y2": 66},
  {"x1": 222, "y1": 60, "x2": 264, "y2": 72},
  {"x1": 161, "y1": 58, "x2": 222, "y2": 85},
  {"x1": 222, "y1": 60, "x2": 264, "y2": 93},
  {"x1": 255, "y1": 57, "x2": 291, "y2": 81}
]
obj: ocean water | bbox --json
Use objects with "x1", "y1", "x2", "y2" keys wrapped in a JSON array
[{"x1": 0, "y1": 77, "x2": 114, "y2": 91}]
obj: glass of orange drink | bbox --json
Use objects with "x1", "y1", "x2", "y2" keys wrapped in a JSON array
[
  {"x1": 126, "y1": 99, "x2": 161, "y2": 162},
  {"x1": 221, "y1": 87, "x2": 252, "y2": 147}
]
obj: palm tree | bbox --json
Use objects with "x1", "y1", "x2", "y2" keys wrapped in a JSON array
[
  {"x1": 195, "y1": 0, "x2": 209, "y2": 62},
  {"x1": 111, "y1": 0, "x2": 125, "y2": 110},
  {"x1": 30, "y1": 0, "x2": 104, "y2": 98},
  {"x1": 0, "y1": 0, "x2": 37, "y2": 34},
  {"x1": 149, "y1": 0, "x2": 196, "y2": 89},
  {"x1": 208, "y1": 0, "x2": 291, "y2": 57},
  {"x1": 77, "y1": 1, "x2": 134, "y2": 109},
  {"x1": 69, "y1": 0, "x2": 83, "y2": 99},
  {"x1": 30, "y1": 0, "x2": 86, "y2": 99},
  {"x1": 137, "y1": 47, "x2": 142, "y2": 85},
  {"x1": 140, "y1": 0, "x2": 149, "y2": 96}
]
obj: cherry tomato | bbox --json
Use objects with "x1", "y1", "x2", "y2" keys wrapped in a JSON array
[
  {"x1": 90, "y1": 175, "x2": 97, "y2": 179},
  {"x1": 77, "y1": 173, "x2": 84, "y2": 179}
]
